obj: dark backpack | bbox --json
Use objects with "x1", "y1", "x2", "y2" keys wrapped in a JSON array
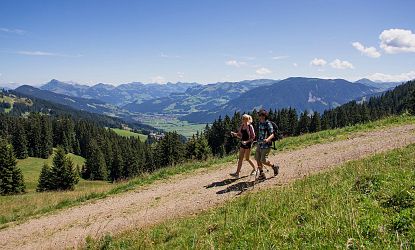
[{"x1": 267, "y1": 121, "x2": 283, "y2": 142}]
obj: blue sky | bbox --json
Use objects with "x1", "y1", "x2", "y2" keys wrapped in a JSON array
[{"x1": 1, "y1": 0, "x2": 415, "y2": 87}]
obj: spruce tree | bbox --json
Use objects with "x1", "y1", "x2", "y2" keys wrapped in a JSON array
[
  {"x1": 0, "y1": 140, "x2": 25, "y2": 195},
  {"x1": 297, "y1": 110, "x2": 311, "y2": 135},
  {"x1": 83, "y1": 139, "x2": 107, "y2": 180},
  {"x1": 36, "y1": 163, "x2": 52, "y2": 192},
  {"x1": 37, "y1": 147, "x2": 79, "y2": 191},
  {"x1": 40, "y1": 116, "x2": 53, "y2": 159},
  {"x1": 194, "y1": 136, "x2": 211, "y2": 161},
  {"x1": 109, "y1": 144, "x2": 123, "y2": 182},
  {"x1": 309, "y1": 112, "x2": 322, "y2": 133},
  {"x1": 12, "y1": 120, "x2": 28, "y2": 159}
]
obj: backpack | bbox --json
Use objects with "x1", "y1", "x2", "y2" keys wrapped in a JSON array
[{"x1": 266, "y1": 121, "x2": 283, "y2": 147}]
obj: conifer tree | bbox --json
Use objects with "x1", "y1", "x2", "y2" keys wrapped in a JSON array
[
  {"x1": 194, "y1": 135, "x2": 211, "y2": 160},
  {"x1": 12, "y1": 120, "x2": 28, "y2": 159},
  {"x1": 108, "y1": 143, "x2": 123, "y2": 182},
  {"x1": 37, "y1": 147, "x2": 79, "y2": 191},
  {"x1": 36, "y1": 163, "x2": 52, "y2": 192},
  {"x1": 309, "y1": 112, "x2": 322, "y2": 133},
  {"x1": 297, "y1": 110, "x2": 311, "y2": 135},
  {"x1": 83, "y1": 139, "x2": 107, "y2": 180},
  {"x1": 0, "y1": 140, "x2": 25, "y2": 195},
  {"x1": 40, "y1": 116, "x2": 53, "y2": 159}
]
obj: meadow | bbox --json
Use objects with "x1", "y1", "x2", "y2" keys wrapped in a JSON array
[
  {"x1": 1, "y1": 115, "x2": 414, "y2": 229},
  {"x1": 139, "y1": 115, "x2": 206, "y2": 138},
  {"x1": 110, "y1": 128, "x2": 148, "y2": 142}
]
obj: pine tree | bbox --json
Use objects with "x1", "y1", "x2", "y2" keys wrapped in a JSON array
[
  {"x1": 40, "y1": 116, "x2": 53, "y2": 159},
  {"x1": 0, "y1": 140, "x2": 25, "y2": 195},
  {"x1": 83, "y1": 139, "x2": 107, "y2": 180},
  {"x1": 36, "y1": 163, "x2": 52, "y2": 192},
  {"x1": 108, "y1": 143, "x2": 123, "y2": 182},
  {"x1": 12, "y1": 120, "x2": 28, "y2": 159},
  {"x1": 37, "y1": 147, "x2": 79, "y2": 191},
  {"x1": 309, "y1": 112, "x2": 322, "y2": 133},
  {"x1": 297, "y1": 110, "x2": 311, "y2": 135},
  {"x1": 194, "y1": 135, "x2": 211, "y2": 161}
]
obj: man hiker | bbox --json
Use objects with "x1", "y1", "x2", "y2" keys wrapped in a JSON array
[{"x1": 255, "y1": 109, "x2": 279, "y2": 181}]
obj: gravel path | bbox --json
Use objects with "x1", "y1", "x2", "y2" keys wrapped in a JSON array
[{"x1": 1, "y1": 124, "x2": 415, "y2": 249}]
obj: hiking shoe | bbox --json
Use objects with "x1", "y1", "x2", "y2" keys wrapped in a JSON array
[
  {"x1": 230, "y1": 172, "x2": 239, "y2": 178},
  {"x1": 272, "y1": 164, "x2": 279, "y2": 176},
  {"x1": 257, "y1": 172, "x2": 266, "y2": 181}
]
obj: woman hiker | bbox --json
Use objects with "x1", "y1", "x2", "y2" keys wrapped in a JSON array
[{"x1": 230, "y1": 114, "x2": 256, "y2": 178}]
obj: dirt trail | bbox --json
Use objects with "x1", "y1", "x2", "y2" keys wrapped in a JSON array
[{"x1": 1, "y1": 124, "x2": 415, "y2": 249}]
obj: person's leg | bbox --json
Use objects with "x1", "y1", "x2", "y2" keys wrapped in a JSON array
[
  {"x1": 255, "y1": 146, "x2": 263, "y2": 171},
  {"x1": 245, "y1": 148, "x2": 256, "y2": 174},
  {"x1": 231, "y1": 147, "x2": 244, "y2": 177},
  {"x1": 256, "y1": 148, "x2": 267, "y2": 180},
  {"x1": 261, "y1": 148, "x2": 279, "y2": 176}
]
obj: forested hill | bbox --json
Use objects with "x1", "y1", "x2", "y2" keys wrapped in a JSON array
[
  {"x1": 183, "y1": 77, "x2": 378, "y2": 123},
  {"x1": 15, "y1": 85, "x2": 117, "y2": 115},
  {"x1": 0, "y1": 90, "x2": 156, "y2": 132}
]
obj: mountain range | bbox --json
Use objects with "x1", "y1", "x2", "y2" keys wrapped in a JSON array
[
  {"x1": 6, "y1": 77, "x2": 403, "y2": 124},
  {"x1": 182, "y1": 77, "x2": 379, "y2": 123},
  {"x1": 122, "y1": 79, "x2": 277, "y2": 114},
  {"x1": 40, "y1": 79, "x2": 199, "y2": 106}
]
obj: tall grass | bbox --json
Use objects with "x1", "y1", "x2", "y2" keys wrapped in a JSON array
[{"x1": 89, "y1": 144, "x2": 415, "y2": 249}]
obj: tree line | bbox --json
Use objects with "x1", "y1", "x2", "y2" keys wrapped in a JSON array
[{"x1": 204, "y1": 80, "x2": 415, "y2": 156}]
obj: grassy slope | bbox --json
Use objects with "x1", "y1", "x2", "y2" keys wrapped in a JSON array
[
  {"x1": 0, "y1": 152, "x2": 113, "y2": 227},
  {"x1": 110, "y1": 128, "x2": 147, "y2": 142},
  {"x1": 1, "y1": 115, "x2": 414, "y2": 228},
  {"x1": 90, "y1": 136, "x2": 415, "y2": 249},
  {"x1": 0, "y1": 95, "x2": 14, "y2": 113}
]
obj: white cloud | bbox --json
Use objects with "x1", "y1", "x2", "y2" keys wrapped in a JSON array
[
  {"x1": 225, "y1": 60, "x2": 246, "y2": 67},
  {"x1": 160, "y1": 52, "x2": 180, "y2": 58},
  {"x1": 330, "y1": 59, "x2": 354, "y2": 69},
  {"x1": 310, "y1": 58, "x2": 327, "y2": 67},
  {"x1": 367, "y1": 70, "x2": 415, "y2": 82},
  {"x1": 151, "y1": 76, "x2": 166, "y2": 84},
  {"x1": 293, "y1": 63, "x2": 298, "y2": 67},
  {"x1": 177, "y1": 72, "x2": 185, "y2": 78},
  {"x1": 0, "y1": 27, "x2": 25, "y2": 35},
  {"x1": 16, "y1": 50, "x2": 82, "y2": 57},
  {"x1": 272, "y1": 55, "x2": 289, "y2": 60},
  {"x1": 380, "y1": 29, "x2": 415, "y2": 53},
  {"x1": 352, "y1": 42, "x2": 381, "y2": 58},
  {"x1": 255, "y1": 67, "x2": 272, "y2": 75}
]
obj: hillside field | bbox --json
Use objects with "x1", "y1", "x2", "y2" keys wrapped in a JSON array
[
  {"x1": 110, "y1": 128, "x2": 147, "y2": 142},
  {"x1": 90, "y1": 138, "x2": 415, "y2": 249}
]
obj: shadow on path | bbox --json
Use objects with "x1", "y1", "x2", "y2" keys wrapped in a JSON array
[
  {"x1": 204, "y1": 177, "x2": 240, "y2": 189},
  {"x1": 216, "y1": 180, "x2": 256, "y2": 195}
]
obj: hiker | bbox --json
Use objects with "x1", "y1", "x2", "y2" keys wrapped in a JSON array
[
  {"x1": 255, "y1": 109, "x2": 279, "y2": 181},
  {"x1": 229, "y1": 114, "x2": 256, "y2": 178}
]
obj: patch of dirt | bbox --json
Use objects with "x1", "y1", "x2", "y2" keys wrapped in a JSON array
[{"x1": 1, "y1": 124, "x2": 415, "y2": 249}]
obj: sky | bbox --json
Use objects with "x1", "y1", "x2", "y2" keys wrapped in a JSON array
[{"x1": 1, "y1": 0, "x2": 415, "y2": 87}]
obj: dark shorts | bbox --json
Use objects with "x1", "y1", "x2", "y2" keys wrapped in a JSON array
[{"x1": 240, "y1": 142, "x2": 252, "y2": 149}]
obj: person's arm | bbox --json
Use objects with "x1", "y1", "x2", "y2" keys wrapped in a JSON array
[
  {"x1": 231, "y1": 125, "x2": 242, "y2": 139},
  {"x1": 264, "y1": 122, "x2": 274, "y2": 143},
  {"x1": 248, "y1": 124, "x2": 255, "y2": 142}
]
